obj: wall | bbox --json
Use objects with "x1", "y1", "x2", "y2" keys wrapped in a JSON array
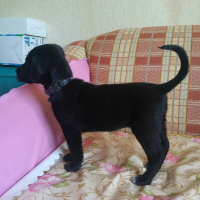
[
  {"x1": 89, "y1": 0, "x2": 200, "y2": 37},
  {"x1": 0, "y1": 0, "x2": 199, "y2": 47},
  {"x1": 0, "y1": 0, "x2": 90, "y2": 47}
]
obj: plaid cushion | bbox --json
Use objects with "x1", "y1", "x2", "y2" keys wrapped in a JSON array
[
  {"x1": 64, "y1": 40, "x2": 87, "y2": 62},
  {"x1": 64, "y1": 25, "x2": 200, "y2": 135}
]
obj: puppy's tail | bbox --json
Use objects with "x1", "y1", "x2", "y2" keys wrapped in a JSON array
[{"x1": 158, "y1": 45, "x2": 189, "y2": 94}]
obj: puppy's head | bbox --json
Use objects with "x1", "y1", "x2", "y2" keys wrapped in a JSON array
[{"x1": 16, "y1": 44, "x2": 72, "y2": 88}]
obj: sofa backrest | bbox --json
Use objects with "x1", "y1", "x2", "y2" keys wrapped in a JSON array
[{"x1": 64, "y1": 25, "x2": 200, "y2": 136}]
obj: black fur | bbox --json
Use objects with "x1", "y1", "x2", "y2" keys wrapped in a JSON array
[{"x1": 16, "y1": 44, "x2": 189, "y2": 186}]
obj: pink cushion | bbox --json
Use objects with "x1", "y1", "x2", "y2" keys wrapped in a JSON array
[
  {"x1": 69, "y1": 59, "x2": 90, "y2": 83},
  {"x1": 0, "y1": 59, "x2": 90, "y2": 196}
]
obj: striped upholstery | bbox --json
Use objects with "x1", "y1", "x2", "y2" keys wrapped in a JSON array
[{"x1": 64, "y1": 25, "x2": 200, "y2": 136}]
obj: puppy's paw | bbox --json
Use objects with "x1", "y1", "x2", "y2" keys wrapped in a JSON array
[
  {"x1": 63, "y1": 153, "x2": 73, "y2": 162},
  {"x1": 64, "y1": 162, "x2": 81, "y2": 172},
  {"x1": 131, "y1": 175, "x2": 152, "y2": 186}
]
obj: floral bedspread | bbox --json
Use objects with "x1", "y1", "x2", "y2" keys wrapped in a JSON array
[{"x1": 15, "y1": 132, "x2": 200, "y2": 200}]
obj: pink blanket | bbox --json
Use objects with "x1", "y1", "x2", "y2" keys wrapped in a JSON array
[{"x1": 0, "y1": 84, "x2": 65, "y2": 196}]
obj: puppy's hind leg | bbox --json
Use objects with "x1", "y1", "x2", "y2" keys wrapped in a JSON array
[
  {"x1": 160, "y1": 116, "x2": 169, "y2": 161},
  {"x1": 130, "y1": 120, "x2": 168, "y2": 186},
  {"x1": 144, "y1": 116, "x2": 169, "y2": 169}
]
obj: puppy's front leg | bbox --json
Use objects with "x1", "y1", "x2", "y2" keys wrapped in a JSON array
[{"x1": 62, "y1": 125, "x2": 83, "y2": 172}]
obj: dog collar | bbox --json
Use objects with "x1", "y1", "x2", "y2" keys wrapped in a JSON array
[{"x1": 45, "y1": 77, "x2": 71, "y2": 96}]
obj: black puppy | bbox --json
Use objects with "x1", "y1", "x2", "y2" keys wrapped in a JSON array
[{"x1": 16, "y1": 44, "x2": 189, "y2": 186}]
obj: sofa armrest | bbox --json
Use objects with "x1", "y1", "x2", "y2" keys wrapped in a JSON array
[{"x1": 64, "y1": 40, "x2": 88, "y2": 62}]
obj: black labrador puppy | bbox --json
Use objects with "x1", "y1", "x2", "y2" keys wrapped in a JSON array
[{"x1": 16, "y1": 44, "x2": 189, "y2": 186}]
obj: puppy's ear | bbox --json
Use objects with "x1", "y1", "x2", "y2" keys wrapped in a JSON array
[
  {"x1": 30, "y1": 55, "x2": 52, "y2": 86},
  {"x1": 49, "y1": 57, "x2": 73, "y2": 83}
]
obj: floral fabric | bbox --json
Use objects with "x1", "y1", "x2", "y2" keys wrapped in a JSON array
[{"x1": 15, "y1": 131, "x2": 200, "y2": 200}]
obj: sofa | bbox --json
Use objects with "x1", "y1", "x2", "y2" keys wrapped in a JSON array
[{"x1": 1, "y1": 25, "x2": 200, "y2": 200}]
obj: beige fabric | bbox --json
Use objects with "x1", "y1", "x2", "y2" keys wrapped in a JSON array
[{"x1": 15, "y1": 132, "x2": 200, "y2": 200}]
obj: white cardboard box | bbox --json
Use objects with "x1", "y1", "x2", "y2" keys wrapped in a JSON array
[
  {"x1": 0, "y1": 35, "x2": 44, "y2": 65},
  {"x1": 0, "y1": 18, "x2": 46, "y2": 37}
]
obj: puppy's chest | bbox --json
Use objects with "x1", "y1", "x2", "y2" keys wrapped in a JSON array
[{"x1": 51, "y1": 95, "x2": 81, "y2": 118}]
